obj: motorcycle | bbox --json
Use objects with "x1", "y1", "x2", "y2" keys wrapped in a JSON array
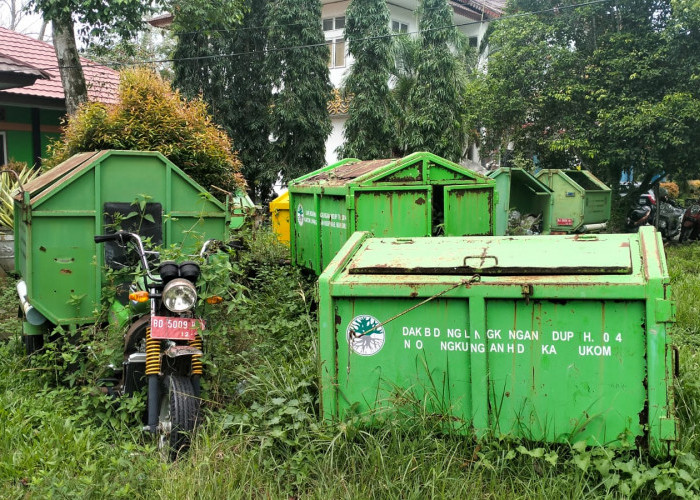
[
  {"x1": 656, "y1": 197, "x2": 685, "y2": 242},
  {"x1": 680, "y1": 200, "x2": 700, "y2": 242},
  {"x1": 626, "y1": 195, "x2": 654, "y2": 232},
  {"x1": 94, "y1": 230, "x2": 222, "y2": 459}
]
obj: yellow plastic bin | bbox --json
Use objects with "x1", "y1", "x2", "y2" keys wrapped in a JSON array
[{"x1": 270, "y1": 191, "x2": 290, "y2": 245}]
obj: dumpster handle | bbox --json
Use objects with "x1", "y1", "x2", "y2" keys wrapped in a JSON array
[{"x1": 463, "y1": 255, "x2": 499, "y2": 268}]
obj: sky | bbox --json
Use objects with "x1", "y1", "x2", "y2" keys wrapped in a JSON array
[{"x1": 0, "y1": 1, "x2": 49, "y2": 40}]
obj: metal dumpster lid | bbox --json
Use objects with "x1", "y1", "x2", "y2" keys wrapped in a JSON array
[{"x1": 347, "y1": 234, "x2": 633, "y2": 275}]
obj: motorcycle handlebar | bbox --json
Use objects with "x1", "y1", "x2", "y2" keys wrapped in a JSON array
[{"x1": 94, "y1": 232, "x2": 125, "y2": 244}]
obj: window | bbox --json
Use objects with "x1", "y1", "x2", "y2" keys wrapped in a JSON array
[
  {"x1": 392, "y1": 20, "x2": 409, "y2": 33},
  {"x1": 323, "y1": 16, "x2": 345, "y2": 31},
  {"x1": 0, "y1": 132, "x2": 6, "y2": 167},
  {"x1": 327, "y1": 39, "x2": 346, "y2": 68},
  {"x1": 469, "y1": 36, "x2": 478, "y2": 48}
]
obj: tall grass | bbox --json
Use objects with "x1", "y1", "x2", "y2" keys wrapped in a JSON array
[{"x1": 1, "y1": 232, "x2": 699, "y2": 498}]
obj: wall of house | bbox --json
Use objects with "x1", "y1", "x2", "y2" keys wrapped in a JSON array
[
  {"x1": 0, "y1": 105, "x2": 62, "y2": 167},
  {"x1": 326, "y1": 115, "x2": 346, "y2": 165}
]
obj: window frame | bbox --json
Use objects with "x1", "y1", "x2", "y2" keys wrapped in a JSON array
[
  {"x1": 322, "y1": 16, "x2": 345, "y2": 31},
  {"x1": 327, "y1": 38, "x2": 346, "y2": 69},
  {"x1": 0, "y1": 132, "x2": 6, "y2": 166},
  {"x1": 391, "y1": 20, "x2": 409, "y2": 33}
]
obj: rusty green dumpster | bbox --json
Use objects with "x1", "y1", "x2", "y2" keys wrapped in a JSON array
[
  {"x1": 288, "y1": 152, "x2": 496, "y2": 274},
  {"x1": 318, "y1": 226, "x2": 677, "y2": 456},
  {"x1": 14, "y1": 150, "x2": 232, "y2": 328},
  {"x1": 535, "y1": 169, "x2": 611, "y2": 233}
]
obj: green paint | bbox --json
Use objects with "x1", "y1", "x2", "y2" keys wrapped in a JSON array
[
  {"x1": 319, "y1": 226, "x2": 676, "y2": 457},
  {"x1": 289, "y1": 152, "x2": 496, "y2": 274},
  {"x1": 14, "y1": 150, "x2": 230, "y2": 327}
]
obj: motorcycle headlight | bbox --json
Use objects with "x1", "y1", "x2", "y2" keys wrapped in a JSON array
[{"x1": 162, "y1": 278, "x2": 197, "y2": 313}]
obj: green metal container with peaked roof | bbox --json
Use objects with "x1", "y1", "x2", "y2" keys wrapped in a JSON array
[
  {"x1": 288, "y1": 152, "x2": 496, "y2": 274},
  {"x1": 535, "y1": 169, "x2": 611, "y2": 233},
  {"x1": 488, "y1": 167, "x2": 553, "y2": 235},
  {"x1": 13, "y1": 150, "x2": 232, "y2": 327},
  {"x1": 318, "y1": 227, "x2": 677, "y2": 457}
]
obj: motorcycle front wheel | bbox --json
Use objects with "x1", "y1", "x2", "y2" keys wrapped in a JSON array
[
  {"x1": 158, "y1": 374, "x2": 200, "y2": 460},
  {"x1": 680, "y1": 226, "x2": 694, "y2": 243}
]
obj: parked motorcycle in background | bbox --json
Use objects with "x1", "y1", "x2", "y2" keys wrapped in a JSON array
[
  {"x1": 680, "y1": 200, "x2": 700, "y2": 242},
  {"x1": 627, "y1": 195, "x2": 654, "y2": 232}
]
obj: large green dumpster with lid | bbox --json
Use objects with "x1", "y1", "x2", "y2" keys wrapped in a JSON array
[
  {"x1": 535, "y1": 169, "x2": 611, "y2": 233},
  {"x1": 488, "y1": 167, "x2": 553, "y2": 235},
  {"x1": 14, "y1": 150, "x2": 235, "y2": 328},
  {"x1": 318, "y1": 226, "x2": 677, "y2": 456},
  {"x1": 288, "y1": 152, "x2": 496, "y2": 274}
]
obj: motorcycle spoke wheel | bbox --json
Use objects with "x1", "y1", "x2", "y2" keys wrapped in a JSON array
[{"x1": 157, "y1": 374, "x2": 200, "y2": 461}]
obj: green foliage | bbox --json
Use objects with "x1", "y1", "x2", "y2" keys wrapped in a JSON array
[
  {"x1": 44, "y1": 67, "x2": 245, "y2": 194},
  {"x1": 172, "y1": 0, "x2": 276, "y2": 204},
  {"x1": 338, "y1": 0, "x2": 395, "y2": 160},
  {"x1": 469, "y1": 0, "x2": 700, "y2": 184},
  {"x1": 28, "y1": 0, "x2": 156, "y2": 43},
  {"x1": 5, "y1": 238, "x2": 700, "y2": 497},
  {"x1": 266, "y1": 0, "x2": 332, "y2": 182},
  {"x1": 0, "y1": 161, "x2": 40, "y2": 228},
  {"x1": 399, "y1": 0, "x2": 472, "y2": 162}
]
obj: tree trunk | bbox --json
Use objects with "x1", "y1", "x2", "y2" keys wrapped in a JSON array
[{"x1": 52, "y1": 15, "x2": 88, "y2": 116}]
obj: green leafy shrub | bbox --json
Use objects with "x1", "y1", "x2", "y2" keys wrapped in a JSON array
[
  {"x1": 44, "y1": 67, "x2": 245, "y2": 194},
  {"x1": 0, "y1": 161, "x2": 40, "y2": 228}
]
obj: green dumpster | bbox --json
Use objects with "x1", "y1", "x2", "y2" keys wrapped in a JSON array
[
  {"x1": 488, "y1": 167, "x2": 553, "y2": 235},
  {"x1": 289, "y1": 151, "x2": 496, "y2": 274},
  {"x1": 318, "y1": 227, "x2": 677, "y2": 456},
  {"x1": 535, "y1": 169, "x2": 611, "y2": 233},
  {"x1": 14, "y1": 150, "x2": 233, "y2": 327}
]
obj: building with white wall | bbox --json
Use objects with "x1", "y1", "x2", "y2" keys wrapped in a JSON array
[{"x1": 321, "y1": 0, "x2": 504, "y2": 165}]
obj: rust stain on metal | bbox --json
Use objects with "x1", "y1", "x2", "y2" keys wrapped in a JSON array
[
  {"x1": 415, "y1": 197, "x2": 426, "y2": 206},
  {"x1": 298, "y1": 159, "x2": 394, "y2": 186},
  {"x1": 39, "y1": 246, "x2": 46, "y2": 252},
  {"x1": 620, "y1": 242, "x2": 630, "y2": 248},
  {"x1": 60, "y1": 269, "x2": 72, "y2": 275}
]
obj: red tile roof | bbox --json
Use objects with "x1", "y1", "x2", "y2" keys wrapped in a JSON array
[{"x1": 0, "y1": 27, "x2": 119, "y2": 105}]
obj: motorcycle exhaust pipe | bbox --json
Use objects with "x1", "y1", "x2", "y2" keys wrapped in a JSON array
[{"x1": 16, "y1": 280, "x2": 47, "y2": 326}]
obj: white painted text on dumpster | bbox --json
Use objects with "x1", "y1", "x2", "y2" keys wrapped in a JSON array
[{"x1": 400, "y1": 326, "x2": 623, "y2": 357}]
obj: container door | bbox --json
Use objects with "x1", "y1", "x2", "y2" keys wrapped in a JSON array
[
  {"x1": 443, "y1": 186, "x2": 493, "y2": 236},
  {"x1": 354, "y1": 188, "x2": 431, "y2": 237}
]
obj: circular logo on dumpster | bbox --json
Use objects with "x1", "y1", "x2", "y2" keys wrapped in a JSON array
[
  {"x1": 346, "y1": 315, "x2": 385, "y2": 356},
  {"x1": 296, "y1": 204, "x2": 304, "y2": 226}
]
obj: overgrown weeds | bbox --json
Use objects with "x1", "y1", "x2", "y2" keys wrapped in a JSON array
[{"x1": 2, "y1": 231, "x2": 700, "y2": 498}]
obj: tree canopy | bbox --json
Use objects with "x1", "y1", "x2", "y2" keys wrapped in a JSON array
[
  {"x1": 266, "y1": 0, "x2": 332, "y2": 182},
  {"x1": 338, "y1": 0, "x2": 395, "y2": 159},
  {"x1": 45, "y1": 68, "x2": 244, "y2": 194},
  {"x1": 468, "y1": 0, "x2": 700, "y2": 184},
  {"x1": 172, "y1": 0, "x2": 274, "y2": 202}
]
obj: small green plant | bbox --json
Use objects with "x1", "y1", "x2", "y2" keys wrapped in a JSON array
[{"x1": 0, "y1": 161, "x2": 40, "y2": 228}]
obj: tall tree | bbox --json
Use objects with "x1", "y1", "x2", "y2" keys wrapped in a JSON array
[
  {"x1": 338, "y1": 0, "x2": 394, "y2": 159},
  {"x1": 266, "y1": 0, "x2": 332, "y2": 182},
  {"x1": 468, "y1": 0, "x2": 700, "y2": 185},
  {"x1": 173, "y1": 0, "x2": 274, "y2": 202},
  {"x1": 28, "y1": 0, "x2": 157, "y2": 115},
  {"x1": 401, "y1": 0, "x2": 469, "y2": 162}
]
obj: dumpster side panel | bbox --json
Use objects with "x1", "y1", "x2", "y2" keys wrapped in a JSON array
[
  {"x1": 354, "y1": 189, "x2": 431, "y2": 238},
  {"x1": 319, "y1": 196, "x2": 350, "y2": 272},
  {"x1": 491, "y1": 173, "x2": 510, "y2": 236},
  {"x1": 334, "y1": 297, "x2": 472, "y2": 427},
  {"x1": 28, "y1": 216, "x2": 97, "y2": 323},
  {"x1": 484, "y1": 299, "x2": 646, "y2": 447},
  {"x1": 100, "y1": 155, "x2": 167, "y2": 205},
  {"x1": 583, "y1": 191, "x2": 612, "y2": 225},
  {"x1": 544, "y1": 172, "x2": 584, "y2": 231},
  {"x1": 444, "y1": 186, "x2": 493, "y2": 236},
  {"x1": 290, "y1": 192, "x2": 322, "y2": 272}
]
